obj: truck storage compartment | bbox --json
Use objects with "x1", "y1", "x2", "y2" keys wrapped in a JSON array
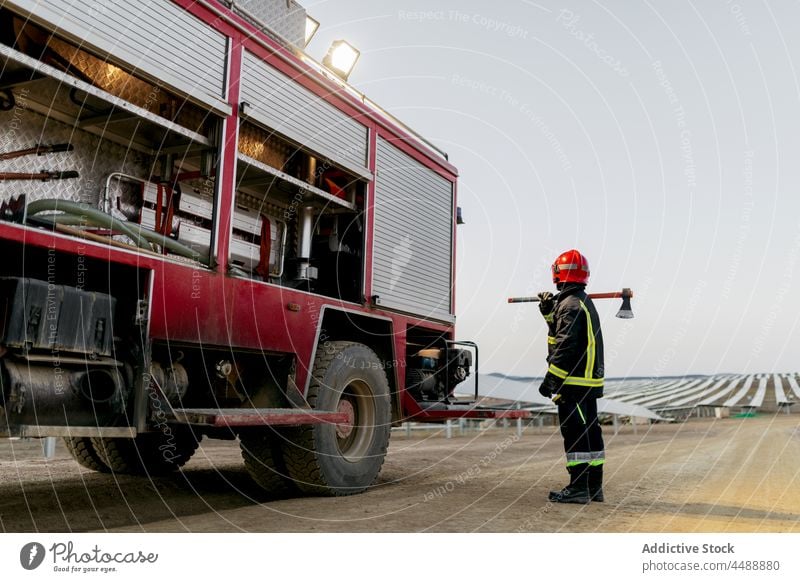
[
  {"x1": 234, "y1": 118, "x2": 365, "y2": 299},
  {"x1": 1, "y1": 0, "x2": 229, "y2": 113},
  {"x1": 110, "y1": 175, "x2": 288, "y2": 276},
  {"x1": 0, "y1": 14, "x2": 223, "y2": 266},
  {"x1": 0, "y1": 277, "x2": 115, "y2": 357}
]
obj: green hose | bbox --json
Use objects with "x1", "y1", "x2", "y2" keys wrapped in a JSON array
[
  {"x1": 26, "y1": 199, "x2": 208, "y2": 266},
  {"x1": 26, "y1": 199, "x2": 152, "y2": 250},
  {"x1": 59, "y1": 214, "x2": 206, "y2": 262},
  {"x1": 28, "y1": 214, "x2": 86, "y2": 226},
  {"x1": 128, "y1": 225, "x2": 207, "y2": 265}
]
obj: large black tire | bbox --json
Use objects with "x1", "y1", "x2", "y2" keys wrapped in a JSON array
[
  {"x1": 91, "y1": 427, "x2": 200, "y2": 476},
  {"x1": 63, "y1": 437, "x2": 110, "y2": 473},
  {"x1": 240, "y1": 429, "x2": 296, "y2": 495},
  {"x1": 281, "y1": 341, "x2": 392, "y2": 496}
]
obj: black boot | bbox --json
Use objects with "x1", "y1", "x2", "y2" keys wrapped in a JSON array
[
  {"x1": 548, "y1": 464, "x2": 590, "y2": 504},
  {"x1": 588, "y1": 464, "x2": 604, "y2": 502}
]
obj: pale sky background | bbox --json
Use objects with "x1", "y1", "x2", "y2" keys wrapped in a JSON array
[{"x1": 306, "y1": 0, "x2": 800, "y2": 378}]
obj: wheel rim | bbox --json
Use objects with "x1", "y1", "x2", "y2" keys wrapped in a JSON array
[{"x1": 335, "y1": 379, "x2": 375, "y2": 461}]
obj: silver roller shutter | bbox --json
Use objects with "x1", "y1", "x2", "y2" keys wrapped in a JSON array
[
  {"x1": 5, "y1": 0, "x2": 229, "y2": 113},
  {"x1": 240, "y1": 50, "x2": 370, "y2": 179},
  {"x1": 372, "y1": 138, "x2": 454, "y2": 322}
]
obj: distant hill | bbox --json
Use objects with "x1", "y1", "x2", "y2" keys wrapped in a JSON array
[
  {"x1": 486, "y1": 372, "x2": 717, "y2": 382},
  {"x1": 486, "y1": 372, "x2": 541, "y2": 382}
]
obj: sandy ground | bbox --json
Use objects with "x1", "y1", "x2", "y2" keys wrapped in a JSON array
[{"x1": 0, "y1": 414, "x2": 798, "y2": 533}]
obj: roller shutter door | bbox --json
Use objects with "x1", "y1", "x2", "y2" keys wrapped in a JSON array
[
  {"x1": 372, "y1": 138, "x2": 453, "y2": 322},
  {"x1": 5, "y1": 0, "x2": 229, "y2": 112},
  {"x1": 240, "y1": 50, "x2": 369, "y2": 178}
]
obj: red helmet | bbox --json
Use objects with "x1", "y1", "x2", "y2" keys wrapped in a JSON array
[{"x1": 552, "y1": 249, "x2": 590, "y2": 285}]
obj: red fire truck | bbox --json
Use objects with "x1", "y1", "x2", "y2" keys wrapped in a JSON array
[{"x1": 0, "y1": 0, "x2": 526, "y2": 495}]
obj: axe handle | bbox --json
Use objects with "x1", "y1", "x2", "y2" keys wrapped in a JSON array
[
  {"x1": 507, "y1": 297, "x2": 541, "y2": 303},
  {"x1": 507, "y1": 289, "x2": 634, "y2": 303},
  {"x1": 0, "y1": 143, "x2": 73, "y2": 161},
  {"x1": 591, "y1": 288, "x2": 633, "y2": 299},
  {"x1": 588, "y1": 292, "x2": 624, "y2": 299},
  {"x1": 0, "y1": 170, "x2": 79, "y2": 181},
  {"x1": 0, "y1": 172, "x2": 48, "y2": 180}
]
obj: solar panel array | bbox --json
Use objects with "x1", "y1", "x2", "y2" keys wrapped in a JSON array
[{"x1": 603, "y1": 373, "x2": 798, "y2": 414}]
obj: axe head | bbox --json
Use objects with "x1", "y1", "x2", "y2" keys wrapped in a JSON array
[{"x1": 616, "y1": 288, "x2": 634, "y2": 319}]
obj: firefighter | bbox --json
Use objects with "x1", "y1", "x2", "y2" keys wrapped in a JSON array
[{"x1": 537, "y1": 249, "x2": 605, "y2": 504}]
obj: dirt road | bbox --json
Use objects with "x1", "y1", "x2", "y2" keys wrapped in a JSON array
[{"x1": 1, "y1": 415, "x2": 798, "y2": 532}]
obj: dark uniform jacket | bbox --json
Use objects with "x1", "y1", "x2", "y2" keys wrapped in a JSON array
[{"x1": 544, "y1": 284, "x2": 605, "y2": 398}]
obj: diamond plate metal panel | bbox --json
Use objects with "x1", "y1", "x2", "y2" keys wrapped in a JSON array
[
  {"x1": 230, "y1": 0, "x2": 306, "y2": 47},
  {"x1": 0, "y1": 102, "x2": 150, "y2": 206},
  {"x1": 238, "y1": 121, "x2": 295, "y2": 171}
]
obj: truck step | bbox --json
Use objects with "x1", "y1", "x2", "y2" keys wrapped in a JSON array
[{"x1": 166, "y1": 408, "x2": 349, "y2": 428}]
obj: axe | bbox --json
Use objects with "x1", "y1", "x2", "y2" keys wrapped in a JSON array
[{"x1": 508, "y1": 287, "x2": 634, "y2": 319}]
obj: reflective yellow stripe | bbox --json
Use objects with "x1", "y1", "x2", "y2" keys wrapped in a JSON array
[
  {"x1": 562, "y1": 376, "x2": 604, "y2": 388},
  {"x1": 567, "y1": 452, "x2": 596, "y2": 462},
  {"x1": 579, "y1": 300, "x2": 595, "y2": 379},
  {"x1": 547, "y1": 336, "x2": 556, "y2": 345},
  {"x1": 576, "y1": 403, "x2": 586, "y2": 424},
  {"x1": 550, "y1": 300, "x2": 602, "y2": 388}
]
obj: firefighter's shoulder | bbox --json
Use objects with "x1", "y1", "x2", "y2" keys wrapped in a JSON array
[{"x1": 556, "y1": 294, "x2": 582, "y2": 314}]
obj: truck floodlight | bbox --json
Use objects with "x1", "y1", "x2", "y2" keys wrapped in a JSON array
[
  {"x1": 323, "y1": 39, "x2": 360, "y2": 81},
  {"x1": 304, "y1": 15, "x2": 320, "y2": 47}
]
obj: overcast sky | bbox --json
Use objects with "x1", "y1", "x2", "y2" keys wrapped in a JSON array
[{"x1": 307, "y1": 0, "x2": 800, "y2": 378}]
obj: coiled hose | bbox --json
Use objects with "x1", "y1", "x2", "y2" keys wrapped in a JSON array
[{"x1": 25, "y1": 199, "x2": 208, "y2": 265}]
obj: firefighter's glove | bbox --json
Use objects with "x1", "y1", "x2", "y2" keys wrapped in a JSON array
[
  {"x1": 538, "y1": 373, "x2": 562, "y2": 399},
  {"x1": 537, "y1": 292, "x2": 555, "y2": 322}
]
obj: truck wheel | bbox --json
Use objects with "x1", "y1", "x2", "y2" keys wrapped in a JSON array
[
  {"x1": 63, "y1": 437, "x2": 110, "y2": 473},
  {"x1": 91, "y1": 428, "x2": 200, "y2": 475},
  {"x1": 281, "y1": 341, "x2": 392, "y2": 496},
  {"x1": 240, "y1": 429, "x2": 296, "y2": 495}
]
